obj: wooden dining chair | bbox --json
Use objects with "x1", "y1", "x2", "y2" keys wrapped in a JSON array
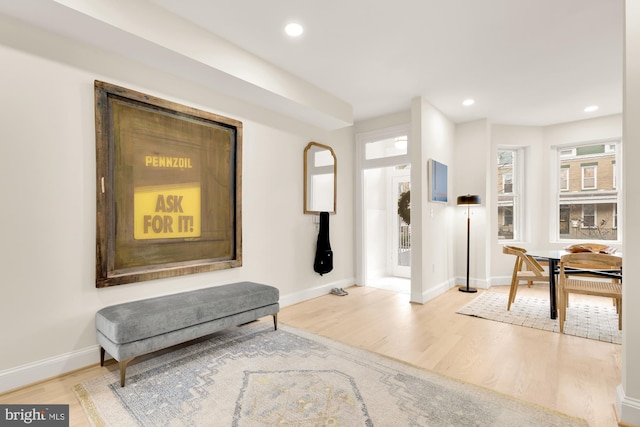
[
  {"x1": 558, "y1": 252, "x2": 622, "y2": 332},
  {"x1": 502, "y1": 245, "x2": 550, "y2": 310},
  {"x1": 563, "y1": 244, "x2": 619, "y2": 309}
]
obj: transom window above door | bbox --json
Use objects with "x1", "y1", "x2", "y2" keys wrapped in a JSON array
[{"x1": 365, "y1": 136, "x2": 408, "y2": 160}]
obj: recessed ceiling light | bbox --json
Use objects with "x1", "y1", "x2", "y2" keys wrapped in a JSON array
[
  {"x1": 285, "y1": 23, "x2": 304, "y2": 37},
  {"x1": 462, "y1": 99, "x2": 475, "y2": 106},
  {"x1": 584, "y1": 105, "x2": 599, "y2": 113}
]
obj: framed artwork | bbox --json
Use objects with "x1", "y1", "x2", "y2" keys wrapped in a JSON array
[
  {"x1": 428, "y1": 159, "x2": 448, "y2": 203},
  {"x1": 94, "y1": 81, "x2": 242, "y2": 287}
]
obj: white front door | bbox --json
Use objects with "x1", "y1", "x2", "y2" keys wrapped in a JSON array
[{"x1": 390, "y1": 169, "x2": 411, "y2": 278}]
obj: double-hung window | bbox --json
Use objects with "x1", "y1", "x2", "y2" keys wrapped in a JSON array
[
  {"x1": 497, "y1": 149, "x2": 522, "y2": 241},
  {"x1": 557, "y1": 141, "x2": 620, "y2": 241},
  {"x1": 581, "y1": 164, "x2": 597, "y2": 190}
]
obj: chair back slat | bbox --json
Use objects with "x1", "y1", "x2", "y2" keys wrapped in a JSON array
[{"x1": 560, "y1": 252, "x2": 621, "y2": 270}]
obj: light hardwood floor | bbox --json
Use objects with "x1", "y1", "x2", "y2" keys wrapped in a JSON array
[
  {"x1": 0, "y1": 284, "x2": 622, "y2": 427},
  {"x1": 280, "y1": 284, "x2": 622, "y2": 427}
]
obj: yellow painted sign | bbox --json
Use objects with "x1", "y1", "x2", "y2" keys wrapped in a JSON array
[{"x1": 134, "y1": 183, "x2": 201, "y2": 240}]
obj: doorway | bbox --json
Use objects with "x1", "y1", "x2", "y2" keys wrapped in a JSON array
[
  {"x1": 362, "y1": 165, "x2": 411, "y2": 294},
  {"x1": 356, "y1": 127, "x2": 411, "y2": 295}
]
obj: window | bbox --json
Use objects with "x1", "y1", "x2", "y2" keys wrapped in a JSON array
[
  {"x1": 364, "y1": 136, "x2": 408, "y2": 160},
  {"x1": 497, "y1": 149, "x2": 522, "y2": 240},
  {"x1": 503, "y1": 207, "x2": 513, "y2": 226},
  {"x1": 503, "y1": 172, "x2": 513, "y2": 194},
  {"x1": 560, "y1": 167, "x2": 569, "y2": 191},
  {"x1": 557, "y1": 141, "x2": 620, "y2": 241},
  {"x1": 581, "y1": 164, "x2": 597, "y2": 189},
  {"x1": 560, "y1": 148, "x2": 576, "y2": 157},
  {"x1": 582, "y1": 204, "x2": 595, "y2": 227}
]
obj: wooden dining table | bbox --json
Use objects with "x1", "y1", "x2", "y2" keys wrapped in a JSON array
[{"x1": 526, "y1": 249, "x2": 622, "y2": 319}]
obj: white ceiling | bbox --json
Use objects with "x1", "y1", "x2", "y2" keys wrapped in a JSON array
[
  {"x1": 0, "y1": 0, "x2": 624, "y2": 127},
  {"x1": 146, "y1": 0, "x2": 623, "y2": 126}
]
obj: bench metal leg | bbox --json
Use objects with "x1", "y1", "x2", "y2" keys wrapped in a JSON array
[
  {"x1": 100, "y1": 347, "x2": 134, "y2": 387},
  {"x1": 119, "y1": 358, "x2": 135, "y2": 387},
  {"x1": 273, "y1": 313, "x2": 278, "y2": 330}
]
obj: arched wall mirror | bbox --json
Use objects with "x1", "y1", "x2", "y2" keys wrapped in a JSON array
[{"x1": 304, "y1": 141, "x2": 337, "y2": 214}]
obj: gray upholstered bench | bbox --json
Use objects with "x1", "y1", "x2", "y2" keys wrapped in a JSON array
[{"x1": 96, "y1": 281, "x2": 279, "y2": 386}]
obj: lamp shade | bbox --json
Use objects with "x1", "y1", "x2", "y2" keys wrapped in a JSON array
[{"x1": 457, "y1": 194, "x2": 481, "y2": 205}]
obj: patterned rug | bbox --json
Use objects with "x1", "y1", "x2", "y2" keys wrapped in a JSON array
[
  {"x1": 74, "y1": 323, "x2": 587, "y2": 426},
  {"x1": 457, "y1": 291, "x2": 621, "y2": 344}
]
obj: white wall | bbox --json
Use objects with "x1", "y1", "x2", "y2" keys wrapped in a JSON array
[
  {"x1": 0, "y1": 17, "x2": 355, "y2": 391},
  {"x1": 618, "y1": 0, "x2": 640, "y2": 423},
  {"x1": 454, "y1": 120, "x2": 490, "y2": 288},
  {"x1": 411, "y1": 98, "x2": 456, "y2": 302}
]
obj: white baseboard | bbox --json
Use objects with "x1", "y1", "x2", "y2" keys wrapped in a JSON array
[
  {"x1": 617, "y1": 384, "x2": 640, "y2": 425},
  {"x1": 454, "y1": 276, "x2": 490, "y2": 291},
  {"x1": 489, "y1": 275, "x2": 512, "y2": 287},
  {"x1": 279, "y1": 277, "x2": 356, "y2": 307},
  {"x1": 411, "y1": 278, "x2": 456, "y2": 304},
  {"x1": 0, "y1": 345, "x2": 100, "y2": 393}
]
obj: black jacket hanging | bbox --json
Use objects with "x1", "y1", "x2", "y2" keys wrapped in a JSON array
[{"x1": 313, "y1": 212, "x2": 333, "y2": 275}]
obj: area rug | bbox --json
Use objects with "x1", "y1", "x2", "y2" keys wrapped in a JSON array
[
  {"x1": 457, "y1": 291, "x2": 621, "y2": 344},
  {"x1": 74, "y1": 323, "x2": 587, "y2": 426}
]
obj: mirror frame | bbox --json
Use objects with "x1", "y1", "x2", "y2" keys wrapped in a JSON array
[{"x1": 304, "y1": 141, "x2": 337, "y2": 214}]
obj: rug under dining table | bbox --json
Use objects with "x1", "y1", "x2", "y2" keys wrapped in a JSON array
[{"x1": 457, "y1": 290, "x2": 621, "y2": 344}]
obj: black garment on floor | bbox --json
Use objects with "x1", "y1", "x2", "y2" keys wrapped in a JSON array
[{"x1": 313, "y1": 212, "x2": 333, "y2": 275}]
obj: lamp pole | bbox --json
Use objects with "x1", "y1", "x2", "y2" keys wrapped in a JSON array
[
  {"x1": 457, "y1": 194, "x2": 481, "y2": 293},
  {"x1": 461, "y1": 203, "x2": 477, "y2": 293}
]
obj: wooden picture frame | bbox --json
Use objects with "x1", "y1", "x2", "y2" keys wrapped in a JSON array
[
  {"x1": 94, "y1": 81, "x2": 242, "y2": 287},
  {"x1": 428, "y1": 159, "x2": 448, "y2": 203}
]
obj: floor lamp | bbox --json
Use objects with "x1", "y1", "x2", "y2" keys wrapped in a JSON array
[{"x1": 457, "y1": 194, "x2": 482, "y2": 293}]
